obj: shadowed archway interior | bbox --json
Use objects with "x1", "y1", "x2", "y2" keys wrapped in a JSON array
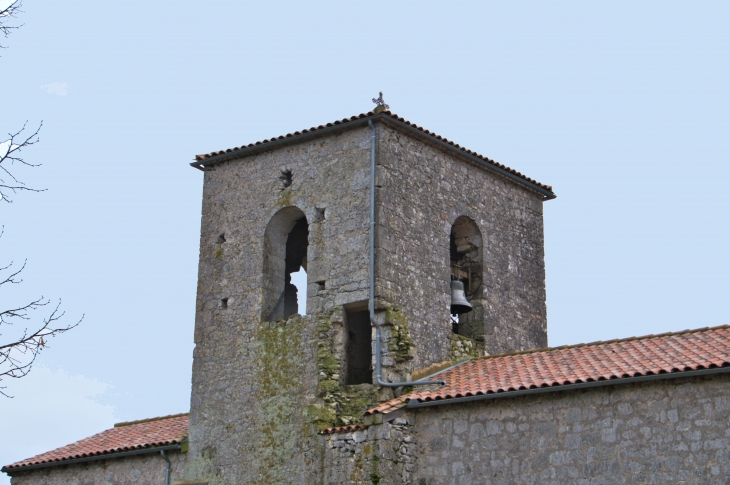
[{"x1": 262, "y1": 207, "x2": 309, "y2": 322}]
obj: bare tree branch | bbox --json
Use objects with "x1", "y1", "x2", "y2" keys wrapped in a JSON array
[
  {"x1": 0, "y1": 0, "x2": 23, "y2": 51},
  {"x1": 0, "y1": 260, "x2": 25, "y2": 288},
  {"x1": 0, "y1": 298, "x2": 82, "y2": 398},
  {"x1": 0, "y1": 1, "x2": 81, "y2": 398},
  {"x1": 0, "y1": 121, "x2": 45, "y2": 203},
  {"x1": 0, "y1": 119, "x2": 78, "y2": 397},
  {"x1": 0, "y1": 228, "x2": 82, "y2": 397}
]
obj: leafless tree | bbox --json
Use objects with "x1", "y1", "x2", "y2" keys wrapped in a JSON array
[
  {"x1": 0, "y1": 0, "x2": 80, "y2": 396},
  {"x1": 0, "y1": 132, "x2": 81, "y2": 396},
  {"x1": 0, "y1": 2, "x2": 43, "y2": 204},
  {"x1": 0, "y1": 232, "x2": 80, "y2": 397},
  {"x1": 0, "y1": 121, "x2": 44, "y2": 203},
  {"x1": 0, "y1": 0, "x2": 22, "y2": 51}
]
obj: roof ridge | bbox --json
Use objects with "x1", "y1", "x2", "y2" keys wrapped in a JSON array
[
  {"x1": 114, "y1": 412, "x2": 189, "y2": 428},
  {"x1": 192, "y1": 110, "x2": 554, "y2": 195},
  {"x1": 471, "y1": 324, "x2": 730, "y2": 363},
  {"x1": 194, "y1": 110, "x2": 379, "y2": 160}
]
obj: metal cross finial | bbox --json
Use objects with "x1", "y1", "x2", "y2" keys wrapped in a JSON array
[{"x1": 372, "y1": 92, "x2": 390, "y2": 110}]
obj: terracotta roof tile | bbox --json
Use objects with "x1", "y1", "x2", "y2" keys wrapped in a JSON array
[
  {"x1": 367, "y1": 325, "x2": 730, "y2": 415},
  {"x1": 193, "y1": 110, "x2": 553, "y2": 194},
  {"x1": 320, "y1": 423, "x2": 368, "y2": 435},
  {"x1": 3, "y1": 413, "x2": 188, "y2": 471}
]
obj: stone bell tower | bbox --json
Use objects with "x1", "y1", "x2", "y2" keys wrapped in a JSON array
[{"x1": 183, "y1": 109, "x2": 554, "y2": 484}]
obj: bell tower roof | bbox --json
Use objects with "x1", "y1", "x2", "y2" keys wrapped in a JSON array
[{"x1": 192, "y1": 110, "x2": 556, "y2": 201}]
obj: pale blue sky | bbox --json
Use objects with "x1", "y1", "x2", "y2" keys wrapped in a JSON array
[{"x1": 1, "y1": 1, "x2": 729, "y2": 478}]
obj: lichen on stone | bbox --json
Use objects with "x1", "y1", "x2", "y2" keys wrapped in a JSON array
[
  {"x1": 278, "y1": 185, "x2": 293, "y2": 207},
  {"x1": 253, "y1": 314, "x2": 309, "y2": 481},
  {"x1": 313, "y1": 311, "x2": 380, "y2": 427},
  {"x1": 450, "y1": 332, "x2": 482, "y2": 363},
  {"x1": 304, "y1": 404, "x2": 337, "y2": 432},
  {"x1": 385, "y1": 307, "x2": 415, "y2": 362}
]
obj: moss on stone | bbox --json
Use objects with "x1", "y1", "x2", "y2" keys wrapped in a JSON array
[
  {"x1": 370, "y1": 442, "x2": 381, "y2": 484},
  {"x1": 318, "y1": 353, "x2": 339, "y2": 376},
  {"x1": 314, "y1": 312, "x2": 381, "y2": 427},
  {"x1": 385, "y1": 307, "x2": 415, "y2": 362},
  {"x1": 304, "y1": 404, "x2": 336, "y2": 422},
  {"x1": 338, "y1": 394, "x2": 370, "y2": 425},
  {"x1": 316, "y1": 317, "x2": 332, "y2": 333},
  {"x1": 319, "y1": 379, "x2": 339, "y2": 394},
  {"x1": 278, "y1": 186, "x2": 293, "y2": 207},
  {"x1": 304, "y1": 404, "x2": 337, "y2": 432},
  {"x1": 253, "y1": 314, "x2": 308, "y2": 482},
  {"x1": 450, "y1": 332, "x2": 481, "y2": 363}
]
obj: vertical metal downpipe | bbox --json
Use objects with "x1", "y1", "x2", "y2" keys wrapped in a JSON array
[
  {"x1": 368, "y1": 119, "x2": 445, "y2": 388},
  {"x1": 160, "y1": 450, "x2": 171, "y2": 485}
]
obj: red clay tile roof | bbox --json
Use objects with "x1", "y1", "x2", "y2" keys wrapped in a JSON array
[
  {"x1": 321, "y1": 423, "x2": 368, "y2": 435},
  {"x1": 193, "y1": 110, "x2": 554, "y2": 196},
  {"x1": 3, "y1": 413, "x2": 188, "y2": 471},
  {"x1": 367, "y1": 325, "x2": 730, "y2": 415}
]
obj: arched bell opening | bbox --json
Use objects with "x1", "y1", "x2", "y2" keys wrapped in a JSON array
[
  {"x1": 449, "y1": 216, "x2": 484, "y2": 338},
  {"x1": 262, "y1": 207, "x2": 309, "y2": 322}
]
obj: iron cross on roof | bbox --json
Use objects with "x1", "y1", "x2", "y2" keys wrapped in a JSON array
[{"x1": 372, "y1": 92, "x2": 389, "y2": 111}]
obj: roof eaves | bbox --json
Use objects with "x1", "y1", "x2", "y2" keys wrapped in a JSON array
[
  {"x1": 364, "y1": 325, "x2": 730, "y2": 416},
  {"x1": 190, "y1": 113, "x2": 377, "y2": 169},
  {"x1": 190, "y1": 111, "x2": 556, "y2": 200},
  {"x1": 2, "y1": 444, "x2": 183, "y2": 475},
  {"x1": 404, "y1": 365, "x2": 730, "y2": 410},
  {"x1": 320, "y1": 423, "x2": 369, "y2": 435}
]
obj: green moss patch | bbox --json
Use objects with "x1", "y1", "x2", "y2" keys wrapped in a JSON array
[{"x1": 385, "y1": 307, "x2": 414, "y2": 362}]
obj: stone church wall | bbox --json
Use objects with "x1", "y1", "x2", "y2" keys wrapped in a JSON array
[
  {"x1": 9, "y1": 451, "x2": 186, "y2": 485},
  {"x1": 412, "y1": 374, "x2": 730, "y2": 485},
  {"x1": 322, "y1": 374, "x2": 730, "y2": 484}
]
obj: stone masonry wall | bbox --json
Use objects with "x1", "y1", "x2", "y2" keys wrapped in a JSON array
[
  {"x1": 187, "y1": 120, "x2": 550, "y2": 483},
  {"x1": 325, "y1": 417, "x2": 418, "y2": 485},
  {"x1": 375, "y1": 123, "x2": 548, "y2": 378},
  {"x1": 9, "y1": 451, "x2": 186, "y2": 485},
  {"x1": 187, "y1": 127, "x2": 378, "y2": 484},
  {"x1": 413, "y1": 374, "x2": 730, "y2": 485}
]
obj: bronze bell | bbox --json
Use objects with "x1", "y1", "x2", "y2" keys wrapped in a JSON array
[{"x1": 450, "y1": 280, "x2": 473, "y2": 315}]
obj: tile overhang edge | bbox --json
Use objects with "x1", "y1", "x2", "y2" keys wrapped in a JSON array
[
  {"x1": 2, "y1": 444, "x2": 184, "y2": 475},
  {"x1": 403, "y1": 365, "x2": 730, "y2": 411},
  {"x1": 190, "y1": 112, "x2": 557, "y2": 201}
]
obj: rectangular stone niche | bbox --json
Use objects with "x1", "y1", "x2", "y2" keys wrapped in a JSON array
[{"x1": 344, "y1": 303, "x2": 372, "y2": 385}]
